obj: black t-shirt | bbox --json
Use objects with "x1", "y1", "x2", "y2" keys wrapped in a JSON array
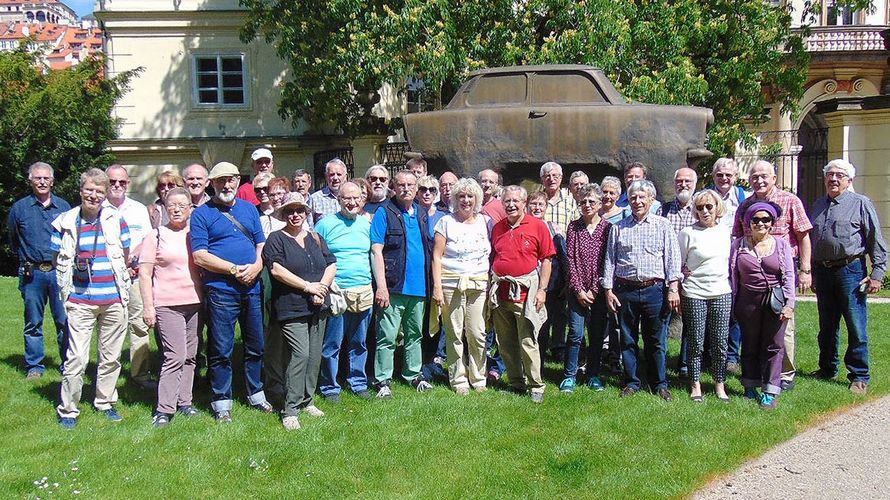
[{"x1": 263, "y1": 230, "x2": 336, "y2": 322}]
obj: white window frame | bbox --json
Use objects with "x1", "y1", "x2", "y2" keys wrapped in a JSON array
[{"x1": 191, "y1": 53, "x2": 249, "y2": 109}]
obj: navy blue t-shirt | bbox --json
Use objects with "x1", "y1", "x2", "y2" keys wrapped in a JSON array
[{"x1": 190, "y1": 199, "x2": 266, "y2": 294}]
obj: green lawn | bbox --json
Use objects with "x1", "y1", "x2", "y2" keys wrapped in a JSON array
[{"x1": 0, "y1": 275, "x2": 885, "y2": 498}]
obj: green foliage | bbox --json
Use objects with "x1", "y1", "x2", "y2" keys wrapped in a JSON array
[
  {"x1": 241, "y1": 0, "x2": 810, "y2": 154},
  {"x1": 0, "y1": 48, "x2": 139, "y2": 274}
]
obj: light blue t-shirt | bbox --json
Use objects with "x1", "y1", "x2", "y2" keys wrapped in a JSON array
[
  {"x1": 370, "y1": 204, "x2": 427, "y2": 297},
  {"x1": 314, "y1": 212, "x2": 372, "y2": 289}
]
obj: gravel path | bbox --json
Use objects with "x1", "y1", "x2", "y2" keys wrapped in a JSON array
[{"x1": 694, "y1": 395, "x2": 890, "y2": 499}]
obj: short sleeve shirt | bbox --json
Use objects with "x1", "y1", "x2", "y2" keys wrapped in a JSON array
[
  {"x1": 263, "y1": 230, "x2": 336, "y2": 321},
  {"x1": 190, "y1": 199, "x2": 266, "y2": 294},
  {"x1": 434, "y1": 214, "x2": 491, "y2": 276},
  {"x1": 139, "y1": 226, "x2": 202, "y2": 307},
  {"x1": 314, "y1": 212, "x2": 372, "y2": 288},
  {"x1": 371, "y1": 204, "x2": 427, "y2": 297}
]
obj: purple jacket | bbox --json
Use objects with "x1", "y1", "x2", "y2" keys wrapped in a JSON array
[{"x1": 729, "y1": 236, "x2": 796, "y2": 309}]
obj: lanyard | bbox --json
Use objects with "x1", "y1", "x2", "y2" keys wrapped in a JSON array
[{"x1": 76, "y1": 208, "x2": 101, "y2": 258}]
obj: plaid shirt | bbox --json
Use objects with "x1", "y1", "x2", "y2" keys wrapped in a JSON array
[
  {"x1": 544, "y1": 188, "x2": 577, "y2": 236},
  {"x1": 662, "y1": 199, "x2": 696, "y2": 237},
  {"x1": 308, "y1": 186, "x2": 340, "y2": 224},
  {"x1": 603, "y1": 213, "x2": 682, "y2": 288},
  {"x1": 732, "y1": 188, "x2": 812, "y2": 257}
]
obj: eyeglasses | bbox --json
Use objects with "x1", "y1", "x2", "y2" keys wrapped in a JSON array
[
  {"x1": 283, "y1": 208, "x2": 306, "y2": 217},
  {"x1": 418, "y1": 186, "x2": 438, "y2": 195},
  {"x1": 696, "y1": 203, "x2": 714, "y2": 211},
  {"x1": 750, "y1": 216, "x2": 773, "y2": 225},
  {"x1": 158, "y1": 182, "x2": 177, "y2": 190},
  {"x1": 714, "y1": 173, "x2": 734, "y2": 179},
  {"x1": 368, "y1": 176, "x2": 388, "y2": 183},
  {"x1": 166, "y1": 203, "x2": 190, "y2": 211},
  {"x1": 109, "y1": 179, "x2": 129, "y2": 186},
  {"x1": 578, "y1": 199, "x2": 599, "y2": 206},
  {"x1": 825, "y1": 171, "x2": 849, "y2": 179}
]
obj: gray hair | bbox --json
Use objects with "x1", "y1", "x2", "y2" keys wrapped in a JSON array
[
  {"x1": 292, "y1": 168, "x2": 310, "y2": 179},
  {"x1": 365, "y1": 164, "x2": 389, "y2": 179},
  {"x1": 394, "y1": 170, "x2": 417, "y2": 183},
  {"x1": 750, "y1": 160, "x2": 777, "y2": 175},
  {"x1": 627, "y1": 179, "x2": 656, "y2": 199},
  {"x1": 450, "y1": 177, "x2": 484, "y2": 213},
  {"x1": 417, "y1": 174, "x2": 439, "y2": 189},
  {"x1": 325, "y1": 158, "x2": 347, "y2": 174},
  {"x1": 578, "y1": 182, "x2": 602, "y2": 202},
  {"x1": 477, "y1": 168, "x2": 502, "y2": 186},
  {"x1": 569, "y1": 170, "x2": 589, "y2": 184},
  {"x1": 601, "y1": 175, "x2": 622, "y2": 194},
  {"x1": 540, "y1": 161, "x2": 563, "y2": 178},
  {"x1": 823, "y1": 158, "x2": 856, "y2": 179},
  {"x1": 502, "y1": 184, "x2": 528, "y2": 201},
  {"x1": 164, "y1": 187, "x2": 191, "y2": 205},
  {"x1": 28, "y1": 161, "x2": 54, "y2": 179},
  {"x1": 711, "y1": 157, "x2": 738, "y2": 175},
  {"x1": 673, "y1": 167, "x2": 698, "y2": 185},
  {"x1": 105, "y1": 164, "x2": 129, "y2": 179},
  {"x1": 184, "y1": 163, "x2": 208, "y2": 177},
  {"x1": 80, "y1": 167, "x2": 109, "y2": 189}
]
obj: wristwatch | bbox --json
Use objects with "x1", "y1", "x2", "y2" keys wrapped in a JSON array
[{"x1": 229, "y1": 265, "x2": 238, "y2": 275}]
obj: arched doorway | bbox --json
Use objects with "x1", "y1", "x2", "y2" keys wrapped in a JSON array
[{"x1": 795, "y1": 109, "x2": 828, "y2": 210}]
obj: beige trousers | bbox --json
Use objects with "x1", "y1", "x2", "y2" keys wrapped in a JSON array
[
  {"x1": 442, "y1": 286, "x2": 487, "y2": 390},
  {"x1": 57, "y1": 302, "x2": 127, "y2": 418},
  {"x1": 781, "y1": 314, "x2": 796, "y2": 382},
  {"x1": 127, "y1": 279, "x2": 152, "y2": 381},
  {"x1": 492, "y1": 301, "x2": 544, "y2": 392}
]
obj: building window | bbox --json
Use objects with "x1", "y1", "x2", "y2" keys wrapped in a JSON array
[
  {"x1": 826, "y1": 0, "x2": 856, "y2": 25},
  {"x1": 192, "y1": 54, "x2": 247, "y2": 107}
]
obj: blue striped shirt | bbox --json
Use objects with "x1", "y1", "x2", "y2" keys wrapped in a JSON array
[
  {"x1": 603, "y1": 213, "x2": 681, "y2": 289},
  {"x1": 51, "y1": 215, "x2": 131, "y2": 305}
]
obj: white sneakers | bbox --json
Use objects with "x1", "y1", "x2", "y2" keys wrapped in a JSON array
[{"x1": 282, "y1": 416, "x2": 301, "y2": 431}]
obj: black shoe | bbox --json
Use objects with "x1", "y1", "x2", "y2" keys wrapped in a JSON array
[
  {"x1": 354, "y1": 390, "x2": 373, "y2": 401},
  {"x1": 810, "y1": 369, "x2": 836, "y2": 380},
  {"x1": 177, "y1": 405, "x2": 200, "y2": 417},
  {"x1": 620, "y1": 386, "x2": 637, "y2": 398},
  {"x1": 251, "y1": 401, "x2": 276, "y2": 413},
  {"x1": 780, "y1": 379, "x2": 796, "y2": 391},
  {"x1": 324, "y1": 393, "x2": 341, "y2": 404},
  {"x1": 657, "y1": 388, "x2": 673, "y2": 403}
]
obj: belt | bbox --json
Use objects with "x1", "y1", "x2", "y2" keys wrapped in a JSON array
[
  {"x1": 30, "y1": 261, "x2": 54, "y2": 272},
  {"x1": 615, "y1": 277, "x2": 664, "y2": 290},
  {"x1": 818, "y1": 254, "x2": 863, "y2": 268}
]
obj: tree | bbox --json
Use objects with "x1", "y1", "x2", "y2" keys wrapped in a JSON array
[{"x1": 0, "y1": 47, "x2": 139, "y2": 274}]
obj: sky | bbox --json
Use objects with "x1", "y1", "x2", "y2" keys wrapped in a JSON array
[{"x1": 67, "y1": 0, "x2": 94, "y2": 18}]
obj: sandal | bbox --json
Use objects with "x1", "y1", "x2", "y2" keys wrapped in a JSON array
[{"x1": 690, "y1": 395, "x2": 704, "y2": 403}]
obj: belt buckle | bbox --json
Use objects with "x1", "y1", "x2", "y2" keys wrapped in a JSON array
[{"x1": 38, "y1": 262, "x2": 53, "y2": 272}]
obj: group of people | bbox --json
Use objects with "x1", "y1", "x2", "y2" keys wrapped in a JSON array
[{"x1": 7, "y1": 147, "x2": 885, "y2": 431}]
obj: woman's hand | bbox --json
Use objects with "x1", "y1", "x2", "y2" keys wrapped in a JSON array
[
  {"x1": 143, "y1": 305, "x2": 156, "y2": 328},
  {"x1": 432, "y1": 286, "x2": 444, "y2": 308},
  {"x1": 576, "y1": 290, "x2": 594, "y2": 308},
  {"x1": 304, "y1": 282, "x2": 328, "y2": 298},
  {"x1": 780, "y1": 305, "x2": 794, "y2": 321}
]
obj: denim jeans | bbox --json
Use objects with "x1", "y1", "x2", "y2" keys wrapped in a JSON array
[
  {"x1": 726, "y1": 319, "x2": 741, "y2": 364},
  {"x1": 540, "y1": 294, "x2": 568, "y2": 359},
  {"x1": 565, "y1": 293, "x2": 607, "y2": 379},
  {"x1": 486, "y1": 328, "x2": 506, "y2": 375},
  {"x1": 815, "y1": 258, "x2": 870, "y2": 383},
  {"x1": 205, "y1": 287, "x2": 266, "y2": 412},
  {"x1": 614, "y1": 283, "x2": 670, "y2": 391},
  {"x1": 19, "y1": 267, "x2": 68, "y2": 374},
  {"x1": 319, "y1": 308, "x2": 371, "y2": 396}
]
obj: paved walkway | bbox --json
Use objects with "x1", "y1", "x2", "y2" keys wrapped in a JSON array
[
  {"x1": 795, "y1": 294, "x2": 890, "y2": 304},
  {"x1": 694, "y1": 395, "x2": 890, "y2": 499}
]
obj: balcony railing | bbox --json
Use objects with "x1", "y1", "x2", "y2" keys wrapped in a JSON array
[{"x1": 800, "y1": 25, "x2": 888, "y2": 52}]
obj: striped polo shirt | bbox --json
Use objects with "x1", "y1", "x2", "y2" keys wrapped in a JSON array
[{"x1": 52, "y1": 214, "x2": 131, "y2": 305}]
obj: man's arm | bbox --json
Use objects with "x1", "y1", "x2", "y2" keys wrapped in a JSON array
[
  {"x1": 795, "y1": 230, "x2": 812, "y2": 291},
  {"x1": 370, "y1": 243, "x2": 390, "y2": 308},
  {"x1": 7, "y1": 205, "x2": 19, "y2": 258},
  {"x1": 535, "y1": 257, "x2": 552, "y2": 313}
]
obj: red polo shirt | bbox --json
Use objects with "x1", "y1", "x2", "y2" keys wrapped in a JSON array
[{"x1": 491, "y1": 215, "x2": 556, "y2": 302}]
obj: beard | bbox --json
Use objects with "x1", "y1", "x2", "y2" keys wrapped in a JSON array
[
  {"x1": 216, "y1": 190, "x2": 236, "y2": 204},
  {"x1": 677, "y1": 190, "x2": 692, "y2": 205}
]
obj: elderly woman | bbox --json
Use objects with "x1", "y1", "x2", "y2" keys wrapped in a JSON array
[
  {"x1": 431, "y1": 178, "x2": 491, "y2": 394},
  {"x1": 253, "y1": 173, "x2": 286, "y2": 237},
  {"x1": 139, "y1": 187, "x2": 202, "y2": 427},
  {"x1": 599, "y1": 176, "x2": 627, "y2": 224},
  {"x1": 263, "y1": 193, "x2": 337, "y2": 430},
  {"x1": 527, "y1": 190, "x2": 569, "y2": 363},
  {"x1": 563, "y1": 183, "x2": 612, "y2": 392},
  {"x1": 729, "y1": 201, "x2": 795, "y2": 410},
  {"x1": 679, "y1": 190, "x2": 732, "y2": 402},
  {"x1": 149, "y1": 171, "x2": 185, "y2": 229},
  {"x1": 268, "y1": 176, "x2": 291, "y2": 211},
  {"x1": 417, "y1": 175, "x2": 449, "y2": 233}
]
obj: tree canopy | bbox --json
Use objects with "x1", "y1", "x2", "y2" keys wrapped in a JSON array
[{"x1": 240, "y1": 0, "x2": 827, "y2": 155}]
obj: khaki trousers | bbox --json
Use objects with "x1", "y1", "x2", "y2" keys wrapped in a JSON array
[
  {"x1": 492, "y1": 301, "x2": 544, "y2": 392},
  {"x1": 127, "y1": 279, "x2": 152, "y2": 381},
  {"x1": 57, "y1": 302, "x2": 127, "y2": 418},
  {"x1": 442, "y1": 286, "x2": 487, "y2": 390},
  {"x1": 781, "y1": 314, "x2": 796, "y2": 382}
]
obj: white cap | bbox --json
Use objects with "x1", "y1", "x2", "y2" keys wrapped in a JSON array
[{"x1": 251, "y1": 148, "x2": 273, "y2": 161}]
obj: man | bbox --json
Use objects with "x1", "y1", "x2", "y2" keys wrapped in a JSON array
[
  {"x1": 604, "y1": 180, "x2": 681, "y2": 402},
  {"x1": 315, "y1": 182, "x2": 374, "y2": 402},
  {"x1": 8, "y1": 162, "x2": 70, "y2": 379},
  {"x1": 184, "y1": 163, "x2": 211, "y2": 207},
  {"x1": 540, "y1": 162, "x2": 577, "y2": 236},
  {"x1": 478, "y1": 168, "x2": 507, "y2": 225},
  {"x1": 707, "y1": 157, "x2": 749, "y2": 374},
  {"x1": 568, "y1": 170, "x2": 589, "y2": 202},
  {"x1": 810, "y1": 159, "x2": 886, "y2": 395},
  {"x1": 616, "y1": 162, "x2": 662, "y2": 214},
  {"x1": 191, "y1": 161, "x2": 272, "y2": 422},
  {"x1": 308, "y1": 158, "x2": 348, "y2": 223},
  {"x1": 363, "y1": 164, "x2": 390, "y2": 215},
  {"x1": 52, "y1": 168, "x2": 132, "y2": 428},
  {"x1": 436, "y1": 171, "x2": 458, "y2": 212},
  {"x1": 369, "y1": 170, "x2": 433, "y2": 398},
  {"x1": 291, "y1": 169, "x2": 312, "y2": 197},
  {"x1": 236, "y1": 147, "x2": 274, "y2": 205},
  {"x1": 102, "y1": 165, "x2": 155, "y2": 390},
  {"x1": 406, "y1": 157, "x2": 427, "y2": 178},
  {"x1": 733, "y1": 160, "x2": 812, "y2": 390},
  {"x1": 489, "y1": 185, "x2": 554, "y2": 403}
]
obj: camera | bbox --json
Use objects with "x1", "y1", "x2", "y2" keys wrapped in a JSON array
[
  {"x1": 22, "y1": 262, "x2": 33, "y2": 281},
  {"x1": 74, "y1": 256, "x2": 94, "y2": 281}
]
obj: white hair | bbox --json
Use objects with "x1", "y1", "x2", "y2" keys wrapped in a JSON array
[
  {"x1": 539, "y1": 161, "x2": 563, "y2": 178},
  {"x1": 711, "y1": 157, "x2": 738, "y2": 175},
  {"x1": 28, "y1": 162, "x2": 54, "y2": 179},
  {"x1": 823, "y1": 158, "x2": 856, "y2": 179},
  {"x1": 673, "y1": 167, "x2": 698, "y2": 185},
  {"x1": 450, "y1": 177, "x2": 484, "y2": 213},
  {"x1": 627, "y1": 179, "x2": 656, "y2": 199},
  {"x1": 325, "y1": 158, "x2": 347, "y2": 174}
]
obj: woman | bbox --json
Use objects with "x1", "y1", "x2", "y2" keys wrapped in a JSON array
[
  {"x1": 139, "y1": 187, "x2": 202, "y2": 427},
  {"x1": 148, "y1": 170, "x2": 185, "y2": 229},
  {"x1": 352, "y1": 177, "x2": 375, "y2": 221},
  {"x1": 258, "y1": 175, "x2": 290, "y2": 403},
  {"x1": 729, "y1": 201, "x2": 795, "y2": 410},
  {"x1": 431, "y1": 178, "x2": 491, "y2": 394},
  {"x1": 678, "y1": 190, "x2": 732, "y2": 402},
  {"x1": 263, "y1": 192, "x2": 336, "y2": 430},
  {"x1": 563, "y1": 183, "x2": 611, "y2": 392},
  {"x1": 599, "y1": 176, "x2": 627, "y2": 224},
  {"x1": 268, "y1": 176, "x2": 291, "y2": 211},
  {"x1": 254, "y1": 173, "x2": 286, "y2": 237},
  {"x1": 527, "y1": 190, "x2": 569, "y2": 363},
  {"x1": 417, "y1": 175, "x2": 448, "y2": 233}
]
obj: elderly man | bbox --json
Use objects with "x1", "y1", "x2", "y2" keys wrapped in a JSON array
[
  {"x1": 604, "y1": 180, "x2": 681, "y2": 402},
  {"x1": 184, "y1": 163, "x2": 211, "y2": 207},
  {"x1": 370, "y1": 170, "x2": 433, "y2": 398},
  {"x1": 733, "y1": 160, "x2": 812, "y2": 390},
  {"x1": 8, "y1": 162, "x2": 71, "y2": 379},
  {"x1": 406, "y1": 157, "x2": 427, "y2": 178},
  {"x1": 309, "y1": 158, "x2": 348, "y2": 223},
  {"x1": 478, "y1": 168, "x2": 507, "y2": 225},
  {"x1": 363, "y1": 164, "x2": 390, "y2": 215},
  {"x1": 236, "y1": 147, "x2": 274, "y2": 205},
  {"x1": 540, "y1": 162, "x2": 577, "y2": 235},
  {"x1": 291, "y1": 169, "x2": 312, "y2": 197},
  {"x1": 489, "y1": 185, "x2": 554, "y2": 403},
  {"x1": 436, "y1": 171, "x2": 458, "y2": 212},
  {"x1": 315, "y1": 182, "x2": 374, "y2": 402},
  {"x1": 616, "y1": 162, "x2": 662, "y2": 214},
  {"x1": 52, "y1": 168, "x2": 132, "y2": 428},
  {"x1": 102, "y1": 165, "x2": 155, "y2": 390},
  {"x1": 810, "y1": 159, "x2": 886, "y2": 395},
  {"x1": 568, "y1": 170, "x2": 589, "y2": 203},
  {"x1": 191, "y1": 161, "x2": 272, "y2": 422}
]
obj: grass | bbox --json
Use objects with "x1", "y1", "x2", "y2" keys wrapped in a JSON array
[{"x1": 0, "y1": 274, "x2": 886, "y2": 498}]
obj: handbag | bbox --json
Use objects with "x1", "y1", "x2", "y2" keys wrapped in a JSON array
[
  {"x1": 328, "y1": 282, "x2": 347, "y2": 316},
  {"x1": 768, "y1": 284, "x2": 786, "y2": 315}
]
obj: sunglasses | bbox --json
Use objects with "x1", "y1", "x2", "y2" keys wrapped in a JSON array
[
  {"x1": 158, "y1": 182, "x2": 178, "y2": 190},
  {"x1": 283, "y1": 208, "x2": 306, "y2": 217},
  {"x1": 368, "y1": 176, "x2": 388, "y2": 183},
  {"x1": 750, "y1": 216, "x2": 774, "y2": 225},
  {"x1": 418, "y1": 186, "x2": 438, "y2": 194},
  {"x1": 695, "y1": 203, "x2": 714, "y2": 211},
  {"x1": 578, "y1": 199, "x2": 599, "y2": 206},
  {"x1": 110, "y1": 179, "x2": 129, "y2": 186},
  {"x1": 254, "y1": 186, "x2": 269, "y2": 193}
]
